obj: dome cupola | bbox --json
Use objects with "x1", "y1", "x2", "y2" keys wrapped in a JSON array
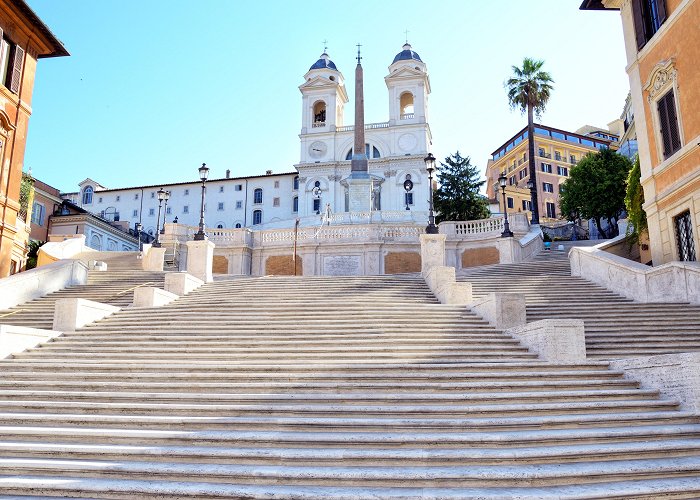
[
  {"x1": 392, "y1": 43, "x2": 422, "y2": 64},
  {"x1": 309, "y1": 52, "x2": 338, "y2": 71}
]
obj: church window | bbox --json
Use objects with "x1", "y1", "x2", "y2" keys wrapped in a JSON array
[
  {"x1": 313, "y1": 198, "x2": 321, "y2": 213},
  {"x1": 149, "y1": 208, "x2": 155, "y2": 216},
  {"x1": 217, "y1": 224, "x2": 224, "y2": 229},
  {"x1": 293, "y1": 196, "x2": 299, "y2": 212},
  {"x1": 253, "y1": 188, "x2": 263, "y2": 204},
  {"x1": 253, "y1": 210, "x2": 262, "y2": 225},
  {"x1": 183, "y1": 206, "x2": 189, "y2": 214},
  {"x1": 218, "y1": 202, "x2": 224, "y2": 211},
  {"x1": 293, "y1": 176, "x2": 299, "y2": 190},
  {"x1": 314, "y1": 180, "x2": 321, "y2": 188},
  {"x1": 312, "y1": 101, "x2": 326, "y2": 126},
  {"x1": 82, "y1": 186, "x2": 93, "y2": 205},
  {"x1": 400, "y1": 92, "x2": 415, "y2": 117},
  {"x1": 405, "y1": 192, "x2": 414, "y2": 206},
  {"x1": 236, "y1": 201, "x2": 242, "y2": 209},
  {"x1": 345, "y1": 144, "x2": 381, "y2": 160},
  {"x1": 273, "y1": 197, "x2": 280, "y2": 207},
  {"x1": 132, "y1": 209, "x2": 138, "y2": 217},
  {"x1": 235, "y1": 223, "x2": 242, "y2": 228}
]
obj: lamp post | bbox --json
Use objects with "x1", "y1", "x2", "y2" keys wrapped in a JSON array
[
  {"x1": 498, "y1": 172, "x2": 514, "y2": 238},
  {"x1": 424, "y1": 153, "x2": 438, "y2": 234},
  {"x1": 135, "y1": 222, "x2": 142, "y2": 252},
  {"x1": 403, "y1": 178, "x2": 413, "y2": 210},
  {"x1": 160, "y1": 191, "x2": 170, "y2": 234},
  {"x1": 194, "y1": 163, "x2": 209, "y2": 241},
  {"x1": 526, "y1": 178, "x2": 538, "y2": 225},
  {"x1": 153, "y1": 188, "x2": 166, "y2": 247}
]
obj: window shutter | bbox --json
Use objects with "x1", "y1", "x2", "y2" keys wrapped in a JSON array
[
  {"x1": 665, "y1": 91, "x2": 681, "y2": 154},
  {"x1": 9, "y1": 44, "x2": 24, "y2": 94},
  {"x1": 655, "y1": 0, "x2": 668, "y2": 25},
  {"x1": 658, "y1": 92, "x2": 672, "y2": 157},
  {"x1": 632, "y1": 0, "x2": 647, "y2": 49}
]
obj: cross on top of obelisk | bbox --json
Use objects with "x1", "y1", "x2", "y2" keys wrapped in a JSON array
[{"x1": 356, "y1": 43, "x2": 362, "y2": 64}]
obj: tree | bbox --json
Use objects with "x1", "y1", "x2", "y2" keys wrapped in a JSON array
[
  {"x1": 559, "y1": 148, "x2": 632, "y2": 239},
  {"x1": 505, "y1": 57, "x2": 554, "y2": 225},
  {"x1": 433, "y1": 152, "x2": 490, "y2": 223},
  {"x1": 25, "y1": 240, "x2": 44, "y2": 270},
  {"x1": 624, "y1": 155, "x2": 647, "y2": 244}
]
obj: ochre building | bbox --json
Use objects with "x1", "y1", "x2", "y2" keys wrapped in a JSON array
[
  {"x1": 0, "y1": 0, "x2": 67, "y2": 276},
  {"x1": 582, "y1": 0, "x2": 700, "y2": 264}
]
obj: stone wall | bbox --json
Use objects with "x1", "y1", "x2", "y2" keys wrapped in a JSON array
[
  {"x1": 212, "y1": 255, "x2": 229, "y2": 274},
  {"x1": 461, "y1": 247, "x2": 499, "y2": 268},
  {"x1": 265, "y1": 255, "x2": 303, "y2": 276},
  {"x1": 384, "y1": 252, "x2": 421, "y2": 274}
]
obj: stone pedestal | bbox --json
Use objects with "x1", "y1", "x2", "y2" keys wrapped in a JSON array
[
  {"x1": 186, "y1": 240, "x2": 215, "y2": 283},
  {"x1": 53, "y1": 298, "x2": 120, "y2": 331},
  {"x1": 471, "y1": 292, "x2": 527, "y2": 330},
  {"x1": 133, "y1": 287, "x2": 179, "y2": 307},
  {"x1": 346, "y1": 175, "x2": 372, "y2": 212},
  {"x1": 420, "y1": 233, "x2": 446, "y2": 274},
  {"x1": 506, "y1": 319, "x2": 586, "y2": 363},
  {"x1": 142, "y1": 246, "x2": 166, "y2": 272}
]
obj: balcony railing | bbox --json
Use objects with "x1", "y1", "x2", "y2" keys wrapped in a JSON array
[
  {"x1": 539, "y1": 152, "x2": 552, "y2": 159},
  {"x1": 336, "y1": 121, "x2": 390, "y2": 132},
  {"x1": 312, "y1": 122, "x2": 326, "y2": 128},
  {"x1": 400, "y1": 113, "x2": 415, "y2": 120}
]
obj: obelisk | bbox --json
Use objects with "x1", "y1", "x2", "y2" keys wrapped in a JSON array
[{"x1": 347, "y1": 43, "x2": 373, "y2": 212}]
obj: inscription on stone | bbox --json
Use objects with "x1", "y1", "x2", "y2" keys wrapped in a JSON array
[{"x1": 323, "y1": 255, "x2": 362, "y2": 276}]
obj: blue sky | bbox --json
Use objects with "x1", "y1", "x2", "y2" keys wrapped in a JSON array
[{"x1": 25, "y1": 0, "x2": 627, "y2": 193}]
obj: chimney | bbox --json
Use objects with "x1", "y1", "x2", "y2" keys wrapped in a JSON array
[{"x1": 226, "y1": 169, "x2": 230, "y2": 178}]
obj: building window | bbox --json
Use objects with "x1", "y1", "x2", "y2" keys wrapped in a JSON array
[
  {"x1": 218, "y1": 202, "x2": 224, "y2": 211},
  {"x1": 293, "y1": 176, "x2": 299, "y2": 190},
  {"x1": 546, "y1": 202, "x2": 556, "y2": 218},
  {"x1": 554, "y1": 151, "x2": 561, "y2": 161},
  {"x1": 345, "y1": 144, "x2": 381, "y2": 160},
  {"x1": 82, "y1": 186, "x2": 93, "y2": 205},
  {"x1": 31, "y1": 202, "x2": 45, "y2": 225},
  {"x1": 219, "y1": 186, "x2": 224, "y2": 193},
  {"x1": 522, "y1": 200, "x2": 531, "y2": 211},
  {"x1": 405, "y1": 192, "x2": 414, "y2": 206},
  {"x1": 149, "y1": 208, "x2": 155, "y2": 216},
  {"x1": 506, "y1": 197, "x2": 514, "y2": 209},
  {"x1": 166, "y1": 207, "x2": 171, "y2": 215},
  {"x1": 236, "y1": 201, "x2": 242, "y2": 209},
  {"x1": 235, "y1": 223, "x2": 242, "y2": 228},
  {"x1": 674, "y1": 211, "x2": 696, "y2": 261},
  {"x1": 252, "y1": 209, "x2": 262, "y2": 225},
  {"x1": 557, "y1": 166, "x2": 568, "y2": 176},
  {"x1": 217, "y1": 224, "x2": 224, "y2": 229},
  {"x1": 518, "y1": 169, "x2": 527, "y2": 180},
  {"x1": 134, "y1": 193, "x2": 139, "y2": 200},
  {"x1": 543, "y1": 182, "x2": 554, "y2": 193},
  {"x1": 657, "y1": 89, "x2": 682, "y2": 159},
  {"x1": 538, "y1": 147, "x2": 546, "y2": 157},
  {"x1": 183, "y1": 206, "x2": 189, "y2": 214},
  {"x1": 273, "y1": 197, "x2": 280, "y2": 207},
  {"x1": 509, "y1": 176, "x2": 515, "y2": 186},
  {"x1": 132, "y1": 209, "x2": 138, "y2": 217},
  {"x1": 253, "y1": 188, "x2": 263, "y2": 204},
  {"x1": 570, "y1": 154, "x2": 576, "y2": 164},
  {"x1": 116, "y1": 195, "x2": 120, "y2": 202},
  {"x1": 313, "y1": 198, "x2": 321, "y2": 213},
  {"x1": 293, "y1": 196, "x2": 299, "y2": 212},
  {"x1": 98, "y1": 197, "x2": 102, "y2": 204},
  {"x1": 235, "y1": 184, "x2": 243, "y2": 191},
  {"x1": 274, "y1": 180, "x2": 280, "y2": 189},
  {"x1": 184, "y1": 189, "x2": 189, "y2": 196},
  {"x1": 0, "y1": 37, "x2": 24, "y2": 94},
  {"x1": 541, "y1": 163, "x2": 553, "y2": 174},
  {"x1": 632, "y1": 0, "x2": 667, "y2": 50},
  {"x1": 151, "y1": 191, "x2": 155, "y2": 198}
]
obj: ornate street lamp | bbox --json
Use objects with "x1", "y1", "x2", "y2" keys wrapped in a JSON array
[
  {"x1": 193, "y1": 163, "x2": 209, "y2": 240},
  {"x1": 498, "y1": 172, "x2": 514, "y2": 238},
  {"x1": 403, "y1": 177, "x2": 413, "y2": 211},
  {"x1": 135, "y1": 222, "x2": 142, "y2": 252},
  {"x1": 160, "y1": 191, "x2": 170, "y2": 234},
  {"x1": 526, "y1": 178, "x2": 538, "y2": 225},
  {"x1": 424, "y1": 153, "x2": 438, "y2": 234},
  {"x1": 153, "y1": 188, "x2": 166, "y2": 247}
]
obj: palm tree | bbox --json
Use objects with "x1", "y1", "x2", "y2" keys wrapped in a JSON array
[{"x1": 506, "y1": 58, "x2": 554, "y2": 225}]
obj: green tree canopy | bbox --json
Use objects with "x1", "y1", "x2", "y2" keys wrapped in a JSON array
[
  {"x1": 624, "y1": 155, "x2": 647, "y2": 243},
  {"x1": 433, "y1": 152, "x2": 490, "y2": 223},
  {"x1": 559, "y1": 148, "x2": 632, "y2": 238}
]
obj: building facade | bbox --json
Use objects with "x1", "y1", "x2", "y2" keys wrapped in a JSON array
[
  {"x1": 61, "y1": 44, "x2": 433, "y2": 237},
  {"x1": 29, "y1": 178, "x2": 61, "y2": 242},
  {"x1": 0, "y1": 0, "x2": 68, "y2": 276},
  {"x1": 581, "y1": 0, "x2": 699, "y2": 264},
  {"x1": 486, "y1": 124, "x2": 615, "y2": 223}
]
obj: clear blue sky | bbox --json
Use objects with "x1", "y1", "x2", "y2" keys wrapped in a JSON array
[{"x1": 25, "y1": 0, "x2": 627, "y2": 193}]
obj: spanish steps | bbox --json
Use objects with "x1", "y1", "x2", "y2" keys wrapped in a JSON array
[
  {"x1": 0, "y1": 249, "x2": 699, "y2": 497},
  {"x1": 459, "y1": 242, "x2": 700, "y2": 359}
]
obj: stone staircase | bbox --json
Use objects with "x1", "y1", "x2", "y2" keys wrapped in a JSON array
[
  {"x1": 0, "y1": 273, "x2": 699, "y2": 497},
  {"x1": 458, "y1": 244, "x2": 700, "y2": 359},
  {"x1": 0, "y1": 252, "x2": 164, "y2": 330}
]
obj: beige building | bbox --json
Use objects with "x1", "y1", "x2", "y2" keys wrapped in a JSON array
[
  {"x1": 486, "y1": 124, "x2": 616, "y2": 224},
  {"x1": 581, "y1": 0, "x2": 700, "y2": 264}
]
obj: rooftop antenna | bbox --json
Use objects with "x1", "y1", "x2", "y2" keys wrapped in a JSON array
[{"x1": 356, "y1": 43, "x2": 362, "y2": 64}]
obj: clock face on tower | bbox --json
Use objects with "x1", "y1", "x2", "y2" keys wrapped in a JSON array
[{"x1": 309, "y1": 141, "x2": 328, "y2": 159}]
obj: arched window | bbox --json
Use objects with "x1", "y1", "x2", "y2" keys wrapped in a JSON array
[
  {"x1": 217, "y1": 224, "x2": 224, "y2": 229},
  {"x1": 89, "y1": 234, "x2": 101, "y2": 250},
  {"x1": 293, "y1": 196, "x2": 299, "y2": 212},
  {"x1": 82, "y1": 186, "x2": 94, "y2": 205},
  {"x1": 345, "y1": 144, "x2": 381, "y2": 160},
  {"x1": 293, "y1": 176, "x2": 299, "y2": 190},
  {"x1": 235, "y1": 223, "x2": 242, "y2": 228},
  {"x1": 252, "y1": 210, "x2": 262, "y2": 225},
  {"x1": 312, "y1": 101, "x2": 326, "y2": 126},
  {"x1": 400, "y1": 92, "x2": 415, "y2": 117},
  {"x1": 253, "y1": 188, "x2": 263, "y2": 204}
]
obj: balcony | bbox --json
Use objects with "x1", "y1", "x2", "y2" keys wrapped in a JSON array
[
  {"x1": 539, "y1": 152, "x2": 552, "y2": 159},
  {"x1": 336, "y1": 121, "x2": 390, "y2": 133},
  {"x1": 312, "y1": 122, "x2": 326, "y2": 128},
  {"x1": 400, "y1": 113, "x2": 415, "y2": 120}
]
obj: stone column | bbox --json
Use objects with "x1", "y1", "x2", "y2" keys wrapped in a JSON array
[
  {"x1": 186, "y1": 240, "x2": 215, "y2": 283},
  {"x1": 420, "y1": 233, "x2": 446, "y2": 274}
]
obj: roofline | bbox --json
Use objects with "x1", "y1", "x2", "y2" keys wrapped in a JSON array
[
  {"x1": 490, "y1": 123, "x2": 613, "y2": 157},
  {"x1": 61, "y1": 171, "x2": 299, "y2": 196},
  {"x1": 579, "y1": 0, "x2": 619, "y2": 10},
  {"x1": 10, "y1": 0, "x2": 69, "y2": 58}
]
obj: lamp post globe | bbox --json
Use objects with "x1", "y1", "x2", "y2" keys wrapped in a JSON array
[
  {"x1": 403, "y1": 178, "x2": 413, "y2": 210},
  {"x1": 153, "y1": 188, "x2": 166, "y2": 247},
  {"x1": 135, "y1": 222, "x2": 142, "y2": 252},
  {"x1": 424, "y1": 153, "x2": 438, "y2": 234},
  {"x1": 160, "y1": 190, "x2": 170, "y2": 235},
  {"x1": 194, "y1": 163, "x2": 209, "y2": 241},
  {"x1": 498, "y1": 172, "x2": 514, "y2": 238}
]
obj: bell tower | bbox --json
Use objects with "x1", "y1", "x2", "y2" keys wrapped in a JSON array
[
  {"x1": 299, "y1": 52, "x2": 348, "y2": 136},
  {"x1": 385, "y1": 43, "x2": 430, "y2": 126}
]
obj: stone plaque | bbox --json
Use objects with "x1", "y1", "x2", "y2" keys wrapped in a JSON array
[{"x1": 323, "y1": 255, "x2": 362, "y2": 276}]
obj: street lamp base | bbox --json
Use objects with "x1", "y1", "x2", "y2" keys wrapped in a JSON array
[
  {"x1": 152, "y1": 241, "x2": 162, "y2": 248},
  {"x1": 193, "y1": 232, "x2": 207, "y2": 241},
  {"x1": 426, "y1": 224, "x2": 439, "y2": 234},
  {"x1": 501, "y1": 230, "x2": 514, "y2": 238}
]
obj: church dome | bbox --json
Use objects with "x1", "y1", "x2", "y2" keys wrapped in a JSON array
[
  {"x1": 309, "y1": 52, "x2": 338, "y2": 71},
  {"x1": 392, "y1": 43, "x2": 422, "y2": 64}
]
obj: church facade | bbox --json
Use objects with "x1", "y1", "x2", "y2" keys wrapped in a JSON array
[{"x1": 61, "y1": 44, "x2": 433, "y2": 243}]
